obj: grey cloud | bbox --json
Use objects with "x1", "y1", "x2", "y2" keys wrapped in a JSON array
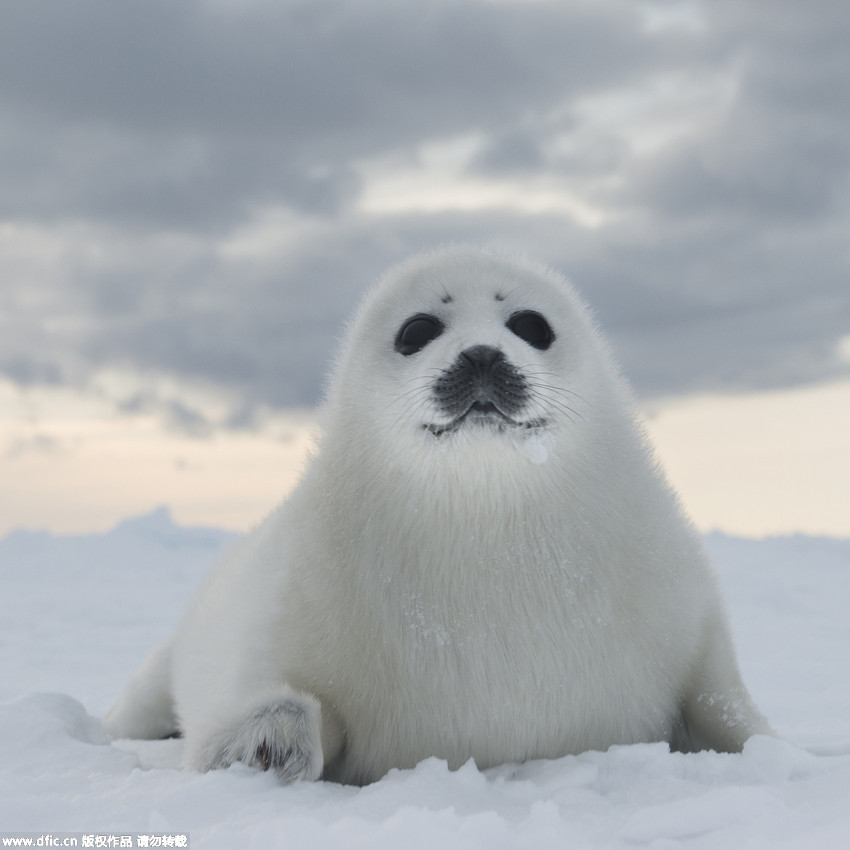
[
  {"x1": 1, "y1": 1, "x2": 655, "y2": 137},
  {"x1": 77, "y1": 226, "x2": 401, "y2": 408},
  {"x1": 471, "y1": 131, "x2": 547, "y2": 174},
  {"x1": 0, "y1": 0, "x2": 848, "y2": 426},
  {"x1": 0, "y1": 108, "x2": 362, "y2": 228},
  {"x1": 0, "y1": 355, "x2": 65, "y2": 387},
  {"x1": 630, "y1": 85, "x2": 850, "y2": 225},
  {"x1": 0, "y1": 0, "x2": 668, "y2": 229},
  {"x1": 632, "y1": 0, "x2": 850, "y2": 225},
  {"x1": 119, "y1": 393, "x2": 214, "y2": 438},
  {"x1": 553, "y1": 209, "x2": 850, "y2": 397}
]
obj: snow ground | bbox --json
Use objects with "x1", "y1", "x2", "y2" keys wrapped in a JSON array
[{"x1": 1, "y1": 508, "x2": 849, "y2": 848}]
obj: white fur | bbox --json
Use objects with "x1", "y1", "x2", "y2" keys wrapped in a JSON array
[{"x1": 104, "y1": 246, "x2": 771, "y2": 785}]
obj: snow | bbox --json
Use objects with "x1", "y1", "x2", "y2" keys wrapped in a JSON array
[{"x1": 1, "y1": 508, "x2": 849, "y2": 848}]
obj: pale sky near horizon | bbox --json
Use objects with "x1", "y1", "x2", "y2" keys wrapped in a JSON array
[
  {"x1": 1, "y1": 375, "x2": 847, "y2": 539},
  {"x1": 1, "y1": 1, "x2": 848, "y2": 539}
]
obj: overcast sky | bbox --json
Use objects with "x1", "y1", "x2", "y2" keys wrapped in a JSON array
[{"x1": 1, "y1": 0, "x2": 849, "y2": 438}]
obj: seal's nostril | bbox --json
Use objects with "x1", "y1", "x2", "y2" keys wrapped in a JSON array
[{"x1": 460, "y1": 345, "x2": 503, "y2": 370}]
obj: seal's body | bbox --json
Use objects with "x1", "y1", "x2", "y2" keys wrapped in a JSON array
[{"x1": 105, "y1": 247, "x2": 771, "y2": 785}]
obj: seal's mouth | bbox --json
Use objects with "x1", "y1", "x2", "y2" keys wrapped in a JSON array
[{"x1": 423, "y1": 401, "x2": 546, "y2": 438}]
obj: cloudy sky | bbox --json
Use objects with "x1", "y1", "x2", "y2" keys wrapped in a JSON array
[{"x1": 1, "y1": 0, "x2": 848, "y2": 537}]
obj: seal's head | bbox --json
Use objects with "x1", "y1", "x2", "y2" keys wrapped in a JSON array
[{"x1": 323, "y1": 246, "x2": 629, "y2": 478}]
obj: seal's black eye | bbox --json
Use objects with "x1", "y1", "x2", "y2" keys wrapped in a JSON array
[
  {"x1": 394, "y1": 314, "x2": 445, "y2": 356},
  {"x1": 507, "y1": 310, "x2": 554, "y2": 351}
]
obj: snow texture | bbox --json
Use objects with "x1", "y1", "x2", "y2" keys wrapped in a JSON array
[{"x1": 1, "y1": 508, "x2": 849, "y2": 848}]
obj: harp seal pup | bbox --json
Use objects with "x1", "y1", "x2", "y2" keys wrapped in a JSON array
[{"x1": 104, "y1": 246, "x2": 771, "y2": 785}]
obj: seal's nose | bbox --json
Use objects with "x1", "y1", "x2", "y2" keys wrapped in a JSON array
[{"x1": 460, "y1": 345, "x2": 503, "y2": 372}]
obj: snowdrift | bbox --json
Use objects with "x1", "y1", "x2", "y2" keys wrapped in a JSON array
[{"x1": 1, "y1": 509, "x2": 848, "y2": 848}]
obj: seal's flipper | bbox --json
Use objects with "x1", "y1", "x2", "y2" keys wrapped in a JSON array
[
  {"x1": 103, "y1": 640, "x2": 178, "y2": 740},
  {"x1": 681, "y1": 610, "x2": 773, "y2": 753},
  {"x1": 184, "y1": 687, "x2": 327, "y2": 783}
]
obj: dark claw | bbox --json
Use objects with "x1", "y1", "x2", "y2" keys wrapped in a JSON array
[
  {"x1": 256, "y1": 741, "x2": 297, "y2": 774},
  {"x1": 257, "y1": 741, "x2": 272, "y2": 771}
]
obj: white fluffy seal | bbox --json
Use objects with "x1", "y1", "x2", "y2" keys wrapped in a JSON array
[{"x1": 105, "y1": 246, "x2": 771, "y2": 785}]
